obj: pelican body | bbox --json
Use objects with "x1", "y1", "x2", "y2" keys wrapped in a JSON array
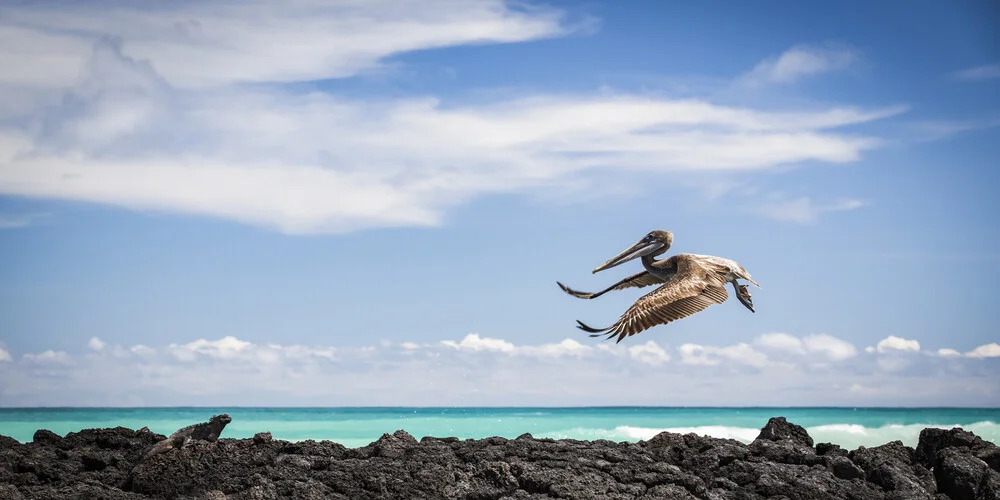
[{"x1": 559, "y1": 230, "x2": 759, "y2": 343}]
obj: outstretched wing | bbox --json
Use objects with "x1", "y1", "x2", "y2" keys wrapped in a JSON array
[
  {"x1": 576, "y1": 260, "x2": 729, "y2": 342},
  {"x1": 557, "y1": 270, "x2": 666, "y2": 300}
]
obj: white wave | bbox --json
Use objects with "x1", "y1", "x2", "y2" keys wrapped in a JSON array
[
  {"x1": 807, "y1": 421, "x2": 998, "y2": 449},
  {"x1": 618, "y1": 425, "x2": 762, "y2": 443},
  {"x1": 537, "y1": 421, "x2": 999, "y2": 449},
  {"x1": 537, "y1": 425, "x2": 760, "y2": 443}
]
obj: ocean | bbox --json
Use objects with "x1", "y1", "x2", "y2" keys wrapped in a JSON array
[{"x1": 1, "y1": 407, "x2": 997, "y2": 450}]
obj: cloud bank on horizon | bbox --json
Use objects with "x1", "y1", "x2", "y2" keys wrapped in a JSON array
[
  {"x1": 0, "y1": 0, "x2": 907, "y2": 233},
  {"x1": 0, "y1": 332, "x2": 997, "y2": 406}
]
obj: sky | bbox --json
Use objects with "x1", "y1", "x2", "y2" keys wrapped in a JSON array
[{"x1": 0, "y1": 0, "x2": 998, "y2": 407}]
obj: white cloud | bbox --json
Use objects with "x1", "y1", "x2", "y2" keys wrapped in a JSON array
[
  {"x1": 0, "y1": 5, "x2": 906, "y2": 234},
  {"x1": 904, "y1": 118, "x2": 1000, "y2": 142},
  {"x1": 739, "y1": 44, "x2": 858, "y2": 86},
  {"x1": 441, "y1": 333, "x2": 516, "y2": 353},
  {"x1": 164, "y1": 336, "x2": 337, "y2": 364},
  {"x1": 950, "y1": 63, "x2": 1000, "y2": 82},
  {"x1": 0, "y1": 0, "x2": 569, "y2": 89},
  {"x1": 801, "y1": 333, "x2": 858, "y2": 361},
  {"x1": 0, "y1": 347, "x2": 11, "y2": 362},
  {"x1": 88, "y1": 337, "x2": 106, "y2": 351},
  {"x1": 0, "y1": 333, "x2": 998, "y2": 406},
  {"x1": 875, "y1": 335, "x2": 920, "y2": 353},
  {"x1": 937, "y1": 348, "x2": 962, "y2": 358},
  {"x1": 678, "y1": 342, "x2": 769, "y2": 368},
  {"x1": 966, "y1": 343, "x2": 1000, "y2": 359},
  {"x1": 520, "y1": 338, "x2": 592, "y2": 358},
  {"x1": 755, "y1": 332, "x2": 804, "y2": 353},
  {"x1": 628, "y1": 341, "x2": 671, "y2": 366},
  {"x1": 755, "y1": 196, "x2": 866, "y2": 224},
  {"x1": 754, "y1": 332, "x2": 856, "y2": 361},
  {"x1": 677, "y1": 344, "x2": 720, "y2": 366},
  {"x1": 130, "y1": 345, "x2": 155, "y2": 357},
  {"x1": 0, "y1": 213, "x2": 49, "y2": 229},
  {"x1": 22, "y1": 350, "x2": 71, "y2": 364},
  {"x1": 170, "y1": 336, "x2": 252, "y2": 360},
  {"x1": 442, "y1": 334, "x2": 591, "y2": 358}
]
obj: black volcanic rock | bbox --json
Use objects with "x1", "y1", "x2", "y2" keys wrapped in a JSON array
[
  {"x1": 816, "y1": 442, "x2": 848, "y2": 457},
  {"x1": 934, "y1": 448, "x2": 1000, "y2": 500},
  {"x1": 754, "y1": 416, "x2": 814, "y2": 447},
  {"x1": 30, "y1": 429, "x2": 62, "y2": 447},
  {"x1": 849, "y1": 440, "x2": 936, "y2": 499},
  {"x1": 0, "y1": 417, "x2": 997, "y2": 499}
]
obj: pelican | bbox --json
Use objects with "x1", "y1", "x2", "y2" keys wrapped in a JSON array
[
  {"x1": 557, "y1": 230, "x2": 756, "y2": 312},
  {"x1": 564, "y1": 230, "x2": 759, "y2": 343}
]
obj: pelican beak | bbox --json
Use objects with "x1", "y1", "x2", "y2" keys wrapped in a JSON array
[{"x1": 592, "y1": 238, "x2": 664, "y2": 274}]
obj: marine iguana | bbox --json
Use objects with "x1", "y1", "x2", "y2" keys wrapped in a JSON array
[{"x1": 143, "y1": 414, "x2": 232, "y2": 459}]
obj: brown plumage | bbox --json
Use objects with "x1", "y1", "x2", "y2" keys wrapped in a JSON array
[
  {"x1": 576, "y1": 254, "x2": 734, "y2": 342},
  {"x1": 561, "y1": 229, "x2": 759, "y2": 342},
  {"x1": 556, "y1": 270, "x2": 665, "y2": 300}
]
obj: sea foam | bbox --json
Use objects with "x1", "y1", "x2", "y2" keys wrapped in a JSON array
[{"x1": 538, "y1": 421, "x2": 998, "y2": 449}]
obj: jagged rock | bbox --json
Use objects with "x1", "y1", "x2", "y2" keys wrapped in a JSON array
[
  {"x1": 1, "y1": 418, "x2": 997, "y2": 499},
  {"x1": 978, "y1": 447, "x2": 1000, "y2": 474},
  {"x1": 817, "y1": 442, "x2": 849, "y2": 457},
  {"x1": 0, "y1": 435, "x2": 21, "y2": 450},
  {"x1": 850, "y1": 440, "x2": 936, "y2": 499},
  {"x1": 753, "y1": 416, "x2": 814, "y2": 448},
  {"x1": 370, "y1": 429, "x2": 418, "y2": 458},
  {"x1": 748, "y1": 438, "x2": 825, "y2": 467},
  {"x1": 933, "y1": 448, "x2": 1000, "y2": 500},
  {"x1": 0, "y1": 484, "x2": 24, "y2": 500},
  {"x1": 918, "y1": 427, "x2": 999, "y2": 472},
  {"x1": 828, "y1": 455, "x2": 866, "y2": 480},
  {"x1": 31, "y1": 430, "x2": 62, "y2": 446}
]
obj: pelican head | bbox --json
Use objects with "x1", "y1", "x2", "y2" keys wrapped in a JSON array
[{"x1": 592, "y1": 230, "x2": 673, "y2": 274}]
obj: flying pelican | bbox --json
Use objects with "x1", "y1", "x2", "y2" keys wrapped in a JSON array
[
  {"x1": 557, "y1": 230, "x2": 756, "y2": 312},
  {"x1": 565, "y1": 230, "x2": 759, "y2": 342}
]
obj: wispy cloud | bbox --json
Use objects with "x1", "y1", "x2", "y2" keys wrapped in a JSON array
[
  {"x1": 754, "y1": 196, "x2": 865, "y2": 223},
  {"x1": 950, "y1": 63, "x2": 1000, "y2": 82},
  {"x1": 21, "y1": 350, "x2": 72, "y2": 364},
  {"x1": 904, "y1": 118, "x2": 1000, "y2": 142},
  {"x1": 0, "y1": 0, "x2": 569, "y2": 89},
  {"x1": 0, "y1": 4, "x2": 907, "y2": 234},
  {"x1": 0, "y1": 333, "x2": 997, "y2": 406},
  {"x1": 0, "y1": 213, "x2": 49, "y2": 229},
  {"x1": 738, "y1": 44, "x2": 859, "y2": 86}
]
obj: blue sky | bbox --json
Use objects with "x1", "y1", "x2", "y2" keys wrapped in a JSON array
[{"x1": 0, "y1": 0, "x2": 998, "y2": 406}]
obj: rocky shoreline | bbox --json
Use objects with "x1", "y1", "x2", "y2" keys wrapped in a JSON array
[{"x1": 1, "y1": 416, "x2": 998, "y2": 499}]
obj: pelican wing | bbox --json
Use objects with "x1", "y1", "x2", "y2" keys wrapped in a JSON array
[
  {"x1": 576, "y1": 259, "x2": 729, "y2": 342},
  {"x1": 687, "y1": 253, "x2": 759, "y2": 288},
  {"x1": 557, "y1": 271, "x2": 665, "y2": 300}
]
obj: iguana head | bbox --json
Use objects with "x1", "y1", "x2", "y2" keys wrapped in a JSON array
[{"x1": 211, "y1": 414, "x2": 232, "y2": 425}]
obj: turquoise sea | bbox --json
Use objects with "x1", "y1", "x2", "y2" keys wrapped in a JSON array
[{"x1": 1, "y1": 407, "x2": 997, "y2": 450}]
